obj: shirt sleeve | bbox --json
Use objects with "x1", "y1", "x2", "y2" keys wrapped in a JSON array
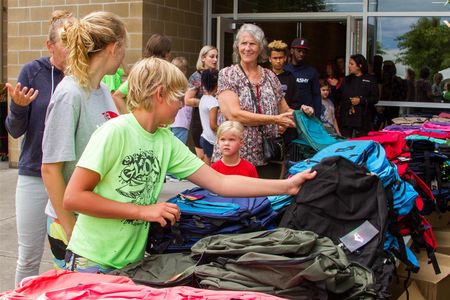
[
  {"x1": 217, "y1": 66, "x2": 239, "y2": 96},
  {"x1": 167, "y1": 134, "x2": 204, "y2": 179},
  {"x1": 5, "y1": 64, "x2": 31, "y2": 138},
  {"x1": 117, "y1": 80, "x2": 129, "y2": 96},
  {"x1": 42, "y1": 90, "x2": 81, "y2": 164},
  {"x1": 210, "y1": 160, "x2": 220, "y2": 172},
  {"x1": 249, "y1": 163, "x2": 259, "y2": 178},
  {"x1": 207, "y1": 96, "x2": 219, "y2": 110},
  {"x1": 188, "y1": 72, "x2": 201, "y2": 90}
]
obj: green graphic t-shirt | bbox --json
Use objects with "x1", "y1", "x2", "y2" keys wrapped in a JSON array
[{"x1": 68, "y1": 113, "x2": 204, "y2": 269}]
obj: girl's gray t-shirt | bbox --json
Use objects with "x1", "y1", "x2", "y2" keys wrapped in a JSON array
[{"x1": 42, "y1": 75, "x2": 118, "y2": 217}]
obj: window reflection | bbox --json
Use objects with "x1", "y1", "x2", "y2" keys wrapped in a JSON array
[
  {"x1": 238, "y1": 0, "x2": 363, "y2": 13},
  {"x1": 367, "y1": 16, "x2": 450, "y2": 102},
  {"x1": 212, "y1": 0, "x2": 233, "y2": 14},
  {"x1": 369, "y1": 0, "x2": 450, "y2": 12}
]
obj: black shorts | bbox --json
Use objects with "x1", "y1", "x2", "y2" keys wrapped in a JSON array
[{"x1": 190, "y1": 108, "x2": 202, "y2": 148}]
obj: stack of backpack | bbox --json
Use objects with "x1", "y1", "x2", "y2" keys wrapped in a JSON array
[
  {"x1": 288, "y1": 140, "x2": 440, "y2": 279},
  {"x1": 147, "y1": 187, "x2": 278, "y2": 254},
  {"x1": 407, "y1": 139, "x2": 450, "y2": 213},
  {"x1": 115, "y1": 228, "x2": 378, "y2": 300},
  {"x1": 353, "y1": 131, "x2": 438, "y2": 213},
  {"x1": 281, "y1": 156, "x2": 392, "y2": 298}
]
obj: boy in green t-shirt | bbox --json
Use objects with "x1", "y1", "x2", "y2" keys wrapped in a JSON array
[{"x1": 63, "y1": 57, "x2": 316, "y2": 272}]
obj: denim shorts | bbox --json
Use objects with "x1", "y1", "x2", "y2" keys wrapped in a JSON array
[{"x1": 200, "y1": 136, "x2": 214, "y2": 158}]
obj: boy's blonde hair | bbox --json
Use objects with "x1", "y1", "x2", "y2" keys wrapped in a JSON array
[
  {"x1": 127, "y1": 57, "x2": 188, "y2": 112},
  {"x1": 61, "y1": 11, "x2": 127, "y2": 88},
  {"x1": 217, "y1": 121, "x2": 244, "y2": 141}
]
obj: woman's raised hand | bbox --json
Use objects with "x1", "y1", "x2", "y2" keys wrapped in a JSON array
[
  {"x1": 275, "y1": 111, "x2": 295, "y2": 128},
  {"x1": 6, "y1": 82, "x2": 39, "y2": 107}
]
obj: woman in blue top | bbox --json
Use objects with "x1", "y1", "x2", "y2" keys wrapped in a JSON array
[{"x1": 5, "y1": 10, "x2": 73, "y2": 286}]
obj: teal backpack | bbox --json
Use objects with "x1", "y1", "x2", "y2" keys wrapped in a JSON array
[{"x1": 293, "y1": 110, "x2": 345, "y2": 151}]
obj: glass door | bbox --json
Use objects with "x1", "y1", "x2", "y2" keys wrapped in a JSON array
[
  {"x1": 216, "y1": 16, "x2": 236, "y2": 69},
  {"x1": 346, "y1": 16, "x2": 363, "y2": 74}
]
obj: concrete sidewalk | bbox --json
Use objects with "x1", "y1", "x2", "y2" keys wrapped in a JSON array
[{"x1": 0, "y1": 161, "x2": 195, "y2": 292}]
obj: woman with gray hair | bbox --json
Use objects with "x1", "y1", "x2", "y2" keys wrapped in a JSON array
[{"x1": 212, "y1": 23, "x2": 313, "y2": 178}]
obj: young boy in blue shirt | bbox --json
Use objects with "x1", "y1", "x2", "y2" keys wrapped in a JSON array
[{"x1": 63, "y1": 57, "x2": 316, "y2": 273}]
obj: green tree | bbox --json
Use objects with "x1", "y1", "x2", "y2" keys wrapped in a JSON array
[
  {"x1": 376, "y1": 41, "x2": 386, "y2": 55},
  {"x1": 396, "y1": 17, "x2": 450, "y2": 77}
]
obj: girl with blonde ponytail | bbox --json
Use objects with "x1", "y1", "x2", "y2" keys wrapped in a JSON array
[{"x1": 41, "y1": 11, "x2": 127, "y2": 270}]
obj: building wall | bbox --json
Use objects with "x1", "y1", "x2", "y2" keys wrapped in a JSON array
[{"x1": 5, "y1": 0, "x2": 203, "y2": 167}]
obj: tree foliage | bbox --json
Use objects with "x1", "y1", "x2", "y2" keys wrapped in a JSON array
[{"x1": 396, "y1": 17, "x2": 450, "y2": 77}]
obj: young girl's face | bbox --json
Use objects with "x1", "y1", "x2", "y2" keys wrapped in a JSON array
[
  {"x1": 320, "y1": 86, "x2": 330, "y2": 99},
  {"x1": 218, "y1": 132, "x2": 243, "y2": 157}
]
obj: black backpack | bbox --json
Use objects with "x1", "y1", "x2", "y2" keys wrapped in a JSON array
[{"x1": 280, "y1": 156, "x2": 392, "y2": 298}]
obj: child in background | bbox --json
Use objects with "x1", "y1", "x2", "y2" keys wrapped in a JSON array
[
  {"x1": 63, "y1": 58, "x2": 315, "y2": 272},
  {"x1": 170, "y1": 56, "x2": 192, "y2": 144},
  {"x1": 211, "y1": 121, "x2": 258, "y2": 178},
  {"x1": 319, "y1": 80, "x2": 340, "y2": 135},
  {"x1": 101, "y1": 63, "x2": 128, "y2": 94},
  {"x1": 112, "y1": 34, "x2": 172, "y2": 114},
  {"x1": 199, "y1": 69, "x2": 219, "y2": 164},
  {"x1": 443, "y1": 82, "x2": 450, "y2": 103}
]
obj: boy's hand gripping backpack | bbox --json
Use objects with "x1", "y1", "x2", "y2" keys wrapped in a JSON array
[{"x1": 147, "y1": 187, "x2": 277, "y2": 253}]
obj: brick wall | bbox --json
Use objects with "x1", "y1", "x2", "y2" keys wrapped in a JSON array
[
  {"x1": 142, "y1": 0, "x2": 203, "y2": 74},
  {"x1": 5, "y1": 0, "x2": 203, "y2": 166}
]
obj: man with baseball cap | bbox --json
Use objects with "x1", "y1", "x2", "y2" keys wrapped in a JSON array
[{"x1": 284, "y1": 37, "x2": 321, "y2": 117}]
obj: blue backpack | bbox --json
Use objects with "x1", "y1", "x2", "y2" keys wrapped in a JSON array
[
  {"x1": 147, "y1": 187, "x2": 277, "y2": 253},
  {"x1": 293, "y1": 110, "x2": 345, "y2": 151},
  {"x1": 289, "y1": 140, "x2": 417, "y2": 216}
]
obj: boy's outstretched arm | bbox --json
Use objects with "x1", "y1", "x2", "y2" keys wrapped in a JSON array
[
  {"x1": 64, "y1": 167, "x2": 180, "y2": 227},
  {"x1": 188, "y1": 165, "x2": 316, "y2": 197}
]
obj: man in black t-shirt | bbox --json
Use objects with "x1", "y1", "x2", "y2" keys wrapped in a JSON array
[
  {"x1": 268, "y1": 40, "x2": 300, "y2": 170},
  {"x1": 268, "y1": 40, "x2": 299, "y2": 110}
]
